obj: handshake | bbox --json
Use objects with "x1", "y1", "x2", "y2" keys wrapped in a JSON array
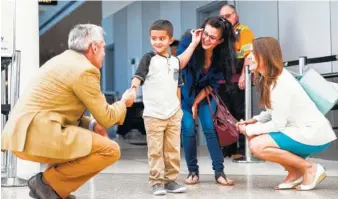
[{"x1": 120, "y1": 88, "x2": 136, "y2": 107}]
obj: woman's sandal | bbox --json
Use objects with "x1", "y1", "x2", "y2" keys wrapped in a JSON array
[
  {"x1": 184, "y1": 171, "x2": 199, "y2": 185},
  {"x1": 215, "y1": 172, "x2": 235, "y2": 186}
]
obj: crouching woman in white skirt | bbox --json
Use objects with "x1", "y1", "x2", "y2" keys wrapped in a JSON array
[{"x1": 237, "y1": 37, "x2": 337, "y2": 191}]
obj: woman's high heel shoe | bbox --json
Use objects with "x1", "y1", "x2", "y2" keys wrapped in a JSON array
[
  {"x1": 275, "y1": 177, "x2": 303, "y2": 190},
  {"x1": 296, "y1": 164, "x2": 327, "y2": 191}
]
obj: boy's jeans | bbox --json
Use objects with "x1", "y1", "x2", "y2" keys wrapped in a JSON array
[{"x1": 143, "y1": 109, "x2": 183, "y2": 185}]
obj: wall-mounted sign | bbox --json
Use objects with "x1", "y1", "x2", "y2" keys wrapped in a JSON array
[
  {"x1": 38, "y1": 0, "x2": 57, "y2": 6},
  {"x1": 1, "y1": 0, "x2": 15, "y2": 58}
]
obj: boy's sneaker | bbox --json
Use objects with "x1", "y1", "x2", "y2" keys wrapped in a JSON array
[
  {"x1": 165, "y1": 181, "x2": 187, "y2": 193},
  {"x1": 152, "y1": 184, "x2": 166, "y2": 196}
]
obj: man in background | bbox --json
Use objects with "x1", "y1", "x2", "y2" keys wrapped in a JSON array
[{"x1": 219, "y1": 5, "x2": 255, "y2": 158}]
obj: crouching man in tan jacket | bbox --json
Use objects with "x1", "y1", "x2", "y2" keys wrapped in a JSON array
[{"x1": 1, "y1": 24, "x2": 134, "y2": 199}]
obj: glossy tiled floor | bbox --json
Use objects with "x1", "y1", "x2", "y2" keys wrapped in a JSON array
[{"x1": 2, "y1": 136, "x2": 338, "y2": 199}]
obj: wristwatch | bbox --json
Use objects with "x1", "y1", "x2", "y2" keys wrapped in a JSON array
[{"x1": 89, "y1": 119, "x2": 96, "y2": 131}]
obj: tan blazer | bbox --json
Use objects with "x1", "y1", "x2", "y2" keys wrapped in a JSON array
[{"x1": 1, "y1": 50, "x2": 126, "y2": 159}]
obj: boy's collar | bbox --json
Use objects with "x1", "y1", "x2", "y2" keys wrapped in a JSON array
[{"x1": 154, "y1": 51, "x2": 171, "y2": 58}]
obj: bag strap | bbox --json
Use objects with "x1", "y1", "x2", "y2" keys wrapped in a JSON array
[
  {"x1": 210, "y1": 88, "x2": 228, "y2": 108},
  {"x1": 205, "y1": 87, "x2": 229, "y2": 116},
  {"x1": 205, "y1": 87, "x2": 227, "y2": 108},
  {"x1": 205, "y1": 88, "x2": 215, "y2": 117}
]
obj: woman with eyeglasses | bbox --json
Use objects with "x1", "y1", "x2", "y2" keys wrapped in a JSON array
[{"x1": 176, "y1": 16, "x2": 236, "y2": 185}]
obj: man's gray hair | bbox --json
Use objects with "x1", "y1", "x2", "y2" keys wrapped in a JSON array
[{"x1": 68, "y1": 24, "x2": 104, "y2": 52}]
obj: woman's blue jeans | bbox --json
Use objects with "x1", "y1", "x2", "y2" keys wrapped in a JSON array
[{"x1": 181, "y1": 99, "x2": 224, "y2": 176}]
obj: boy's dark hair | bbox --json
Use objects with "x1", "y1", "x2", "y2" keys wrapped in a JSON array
[
  {"x1": 170, "y1": 40, "x2": 180, "y2": 47},
  {"x1": 149, "y1": 19, "x2": 173, "y2": 37}
]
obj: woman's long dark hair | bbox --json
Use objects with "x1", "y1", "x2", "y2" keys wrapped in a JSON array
[{"x1": 190, "y1": 16, "x2": 236, "y2": 86}]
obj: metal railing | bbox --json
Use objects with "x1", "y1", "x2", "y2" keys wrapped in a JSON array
[
  {"x1": 1, "y1": 50, "x2": 28, "y2": 187},
  {"x1": 1, "y1": 59, "x2": 9, "y2": 174}
]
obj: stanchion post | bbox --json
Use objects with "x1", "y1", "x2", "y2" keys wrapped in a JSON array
[
  {"x1": 1, "y1": 65, "x2": 8, "y2": 174},
  {"x1": 233, "y1": 65, "x2": 264, "y2": 163},
  {"x1": 1, "y1": 50, "x2": 28, "y2": 187},
  {"x1": 299, "y1": 56, "x2": 307, "y2": 75}
]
